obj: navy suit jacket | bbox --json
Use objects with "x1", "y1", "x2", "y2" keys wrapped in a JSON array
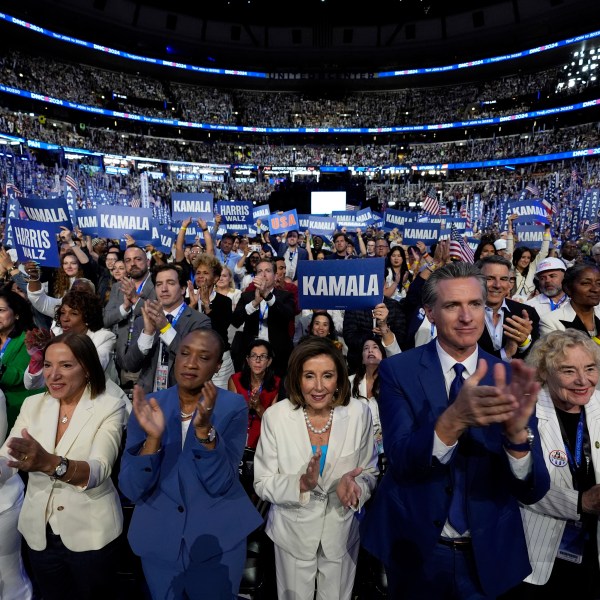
[
  {"x1": 360, "y1": 341, "x2": 550, "y2": 598},
  {"x1": 119, "y1": 385, "x2": 262, "y2": 564}
]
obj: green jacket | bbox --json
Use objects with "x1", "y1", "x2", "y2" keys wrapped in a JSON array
[{"x1": 2, "y1": 332, "x2": 45, "y2": 432}]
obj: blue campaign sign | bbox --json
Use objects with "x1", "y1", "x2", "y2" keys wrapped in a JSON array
[
  {"x1": 11, "y1": 218, "x2": 61, "y2": 267},
  {"x1": 298, "y1": 214, "x2": 337, "y2": 240},
  {"x1": 171, "y1": 192, "x2": 214, "y2": 222},
  {"x1": 401, "y1": 222, "x2": 441, "y2": 246},
  {"x1": 18, "y1": 196, "x2": 73, "y2": 229},
  {"x1": 508, "y1": 200, "x2": 549, "y2": 225},
  {"x1": 297, "y1": 258, "x2": 385, "y2": 310},
  {"x1": 253, "y1": 204, "x2": 270, "y2": 221},
  {"x1": 268, "y1": 209, "x2": 299, "y2": 234},
  {"x1": 356, "y1": 207, "x2": 375, "y2": 225},
  {"x1": 96, "y1": 205, "x2": 153, "y2": 239},
  {"x1": 217, "y1": 201, "x2": 253, "y2": 234},
  {"x1": 332, "y1": 211, "x2": 360, "y2": 230},
  {"x1": 383, "y1": 209, "x2": 417, "y2": 231},
  {"x1": 154, "y1": 225, "x2": 176, "y2": 254},
  {"x1": 515, "y1": 225, "x2": 545, "y2": 249},
  {"x1": 75, "y1": 208, "x2": 99, "y2": 235}
]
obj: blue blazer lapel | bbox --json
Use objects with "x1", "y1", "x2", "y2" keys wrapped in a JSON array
[{"x1": 420, "y1": 341, "x2": 448, "y2": 418}]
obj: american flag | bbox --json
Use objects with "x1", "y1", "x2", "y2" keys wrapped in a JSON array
[
  {"x1": 525, "y1": 182, "x2": 540, "y2": 197},
  {"x1": 422, "y1": 188, "x2": 440, "y2": 215},
  {"x1": 459, "y1": 204, "x2": 472, "y2": 229},
  {"x1": 130, "y1": 197, "x2": 141, "y2": 208},
  {"x1": 584, "y1": 220, "x2": 600, "y2": 234},
  {"x1": 449, "y1": 224, "x2": 475, "y2": 263},
  {"x1": 4, "y1": 182, "x2": 21, "y2": 196},
  {"x1": 65, "y1": 174, "x2": 79, "y2": 192}
]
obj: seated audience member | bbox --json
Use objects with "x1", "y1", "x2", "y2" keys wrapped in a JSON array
[
  {"x1": 119, "y1": 329, "x2": 263, "y2": 599},
  {"x1": 118, "y1": 264, "x2": 211, "y2": 392},
  {"x1": 0, "y1": 333, "x2": 127, "y2": 600},
  {"x1": 254, "y1": 338, "x2": 378, "y2": 600},
  {"x1": 505, "y1": 329, "x2": 600, "y2": 599}
]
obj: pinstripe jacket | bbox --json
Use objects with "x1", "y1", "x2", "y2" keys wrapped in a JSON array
[{"x1": 520, "y1": 387, "x2": 600, "y2": 585}]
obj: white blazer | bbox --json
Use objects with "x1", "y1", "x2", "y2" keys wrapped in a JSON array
[
  {"x1": 0, "y1": 388, "x2": 126, "y2": 552},
  {"x1": 539, "y1": 302, "x2": 600, "y2": 337},
  {"x1": 254, "y1": 398, "x2": 378, "y2": 561},
  {"x1": 520, "y1": 387, "x2": 600, "y2": 585}
]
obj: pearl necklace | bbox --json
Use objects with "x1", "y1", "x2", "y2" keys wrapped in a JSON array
[{"x1": 303, "y1": 407, "x2": 334, "y2": 434}]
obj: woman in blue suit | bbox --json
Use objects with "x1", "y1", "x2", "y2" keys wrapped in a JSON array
[{"x1": 119, "y1": 329, "x2": 263, "y2": 599}]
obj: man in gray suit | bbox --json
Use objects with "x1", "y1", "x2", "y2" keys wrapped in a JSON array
[
  {"x1": 117, "y1": 264, "x2": 211, "y2": 392},
  {"x1": 104, "y1": 245, "x2": 157, "y2": 387}
]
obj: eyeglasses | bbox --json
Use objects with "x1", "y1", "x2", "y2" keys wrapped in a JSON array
[{"x1": 248, "y1": 354, "x2": 269, "y2": 362}]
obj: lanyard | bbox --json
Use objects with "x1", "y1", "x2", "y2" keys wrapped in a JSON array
[
  {"x1": 548, "y1": 295, "x2": 568, "y2": 311},
  {"x1": 288, "y1": 250, "x2": 296, "y2": 262},
  {"x1": 160, "y1": 303, "x2": 187, "y2": 364},
  {"x1": 558, "y1": 410, "x2": 588, "y2": 484},
  {"x1": 0, "y1": 337, "x2": 11, "y2": 362},
  {"x1": 136, "y1": 275, "x2": 149, "y2": 295},
  {"x1": 258, "y1": 301, "x2": 269, "y2": 333}
]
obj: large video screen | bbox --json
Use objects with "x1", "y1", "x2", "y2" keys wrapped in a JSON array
[{"x1": 310, "y1": 191, "x2": 346, "y2": 215}]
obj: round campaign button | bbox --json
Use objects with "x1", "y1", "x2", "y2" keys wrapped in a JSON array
[{"x1": 549, "y1": 449, "x2": 568, "y2": 467}]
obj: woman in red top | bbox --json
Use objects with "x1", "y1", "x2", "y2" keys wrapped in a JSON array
[{"x1": 228, "y1": 339, "x2": 280, "y2": 450}]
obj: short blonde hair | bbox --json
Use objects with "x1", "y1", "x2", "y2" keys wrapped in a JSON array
[{"x1": 526, "y1": 329, "x2": 600, "y2": 385}]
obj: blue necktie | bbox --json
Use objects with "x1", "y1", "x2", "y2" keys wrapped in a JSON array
[{"x1": 448, "y1": 363, "x2": 468, "y2": 535}]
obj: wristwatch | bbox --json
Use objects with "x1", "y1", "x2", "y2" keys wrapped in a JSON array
[
  {"x1": 502, "y1": 427, "x2": 534, "y2": 451},
  {"x1": 196, "y1": 426, "x2": 216, "y2": 444},
  {"x1": 51, "y1": 456, "x2": 69, "y2": 480}
]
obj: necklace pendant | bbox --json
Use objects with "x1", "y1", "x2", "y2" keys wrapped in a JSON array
[{"x1": 60, "y1": 415, "x2": 68, "y2": 424}]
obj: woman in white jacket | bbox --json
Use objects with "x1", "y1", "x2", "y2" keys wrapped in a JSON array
[
  {"x1": 512, "y1": 329, "x2": 600, "y2": 598},
  {"x1": 254, "y1": 338, "x2": 378, "y2": 600}
]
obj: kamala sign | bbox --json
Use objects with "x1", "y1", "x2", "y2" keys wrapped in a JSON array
[{"x1": 297, "y1": 258, "x2": 384, "y2": 310}]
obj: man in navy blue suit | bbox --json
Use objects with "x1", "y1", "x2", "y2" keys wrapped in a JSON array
[{"x1": 361, "y1": 261, "x2": 550, "y2": 599}]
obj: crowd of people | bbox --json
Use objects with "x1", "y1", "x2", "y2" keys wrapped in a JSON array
[{"x1": 0, "y1": 202, "x2": 599, "y2": 598}]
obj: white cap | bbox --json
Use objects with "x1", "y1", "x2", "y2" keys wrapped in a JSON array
[
  {"x1": 493, "y1": 239, "x2": 507, "y2": 251},
  {"x1": 535, "y1": 257, "x2": 567, "y2": 275}
]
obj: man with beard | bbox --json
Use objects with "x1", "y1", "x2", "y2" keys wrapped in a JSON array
[
  {"x1": 104, "y1": 245, "x2": 156, "y2": 387},
  {"x1": 559, "y1": 240, "x2": 580, "y2": 268},
  {"x1": 526, "y1": 257, "x2": 568, "y2": 316}
]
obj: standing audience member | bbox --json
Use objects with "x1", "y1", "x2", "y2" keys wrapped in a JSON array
[
  {"x1": 103, "y1": 245, "x2": 156, "y2": 388},
  {"x1": 189, "y1": 254, "x2": 234, "y2": 388},
  {"x1": 0, "y1": 333, "x2": 127, "y2": 600},
  {"x1": 119, "y1": 329, "x2": 262, "y2": 600},
  {"x1": 540, "y1": 264, "x2": 600, "y2": 337},
  {"x1": 254, "y1": 338, "x2": 378, "y2": 600},
  {"x1": 0, "y1": 286, "x2": 45, "y2": 431},
  {"x1": 231, "y1": 259, "x2": 295, "y2": 377},
  {"x1": 228, "y1": 339, "x2": 280, "y2": 451},
  {"x1": 361, "y1": 262, "x2": 550, "y2": 599},
  {"x1": 503, "y1": 329, "x2": 600, "y2": 599},
  {"x1": 560, "y1": 240, "x2": 580, "y2": 269},
  {"x1": 0, "y1": 385, "x2": 33, "y2": 599},
  {"x1": 118, "y1": 264, "x2": 211, "y2": 392},
  {"x1": 525, "y1": 257, "x2": 569, "y2": 316}
]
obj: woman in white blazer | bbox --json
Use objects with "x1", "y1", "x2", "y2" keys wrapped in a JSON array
[
  {"x1": 0, "y1": 387, "x2": 33, "y2": 599},
  {"x1": 510, "y1": 329, "x2": 600, "y2": 598},
  {"x1": 539, "y1": 263, "x2": 600, "y2": 339},
  {"x1": 254, "y1": 338, "x2": 378, "y2": 600},
  {"x1": 0, "y1": 332, "x2": 126, "y2": 600}
]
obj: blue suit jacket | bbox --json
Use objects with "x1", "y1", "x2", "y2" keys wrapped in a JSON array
[
  {"x1": 119, "y1": 385, "x2": 262, "y2": 564},
  {"x1": 360, "y1": 341, "x2": 550, "y2": 598}
]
